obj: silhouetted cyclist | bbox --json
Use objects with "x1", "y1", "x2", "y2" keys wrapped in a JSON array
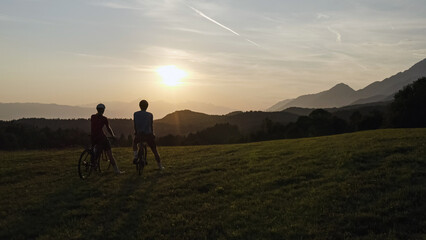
[
  {"x1": 132, "y1": 100, "x2": 164, "y2": 170},
  {"x1": 91, "y1": 103, "x2": 124, "y2": 174}
]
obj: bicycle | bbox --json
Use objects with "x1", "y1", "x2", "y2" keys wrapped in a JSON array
[
  {"x1": 135, "y1": 142, "x2": 148, "y2": 176},
  {"x1": 78, "y1": 140, "x2": 112, "y2": 180}
]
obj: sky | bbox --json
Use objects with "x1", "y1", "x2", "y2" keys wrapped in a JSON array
[{"x1": 1, "y1": 0, "x2": 426, "y2": 111}]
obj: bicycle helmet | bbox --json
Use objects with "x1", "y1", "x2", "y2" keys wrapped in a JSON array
[{"x1": 96, "y1": 103, "x2": 106, "y2": 109}]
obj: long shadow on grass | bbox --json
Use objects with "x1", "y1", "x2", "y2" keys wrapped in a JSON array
[
  {"x1": 0, "y1": 169, "x2": 160, "y2": 240},
  {"x1": 80, "y1": 171, "x2": 160, "y2": 239},
  {"x1": 113, "y1": 173, "x2": 161, "y2": 240},
  {"x1": 1, "y1": 176, "x2": 95, "y2": 239}
]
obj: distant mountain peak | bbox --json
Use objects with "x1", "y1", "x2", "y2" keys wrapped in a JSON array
[
  {"x1": 330, "y1": 83, "x2": 354, "y2": 91},
  {"x1": 175, "y1": 109, "x2": 195, "y2": 114},
  {"x1": 160, "y1": 109, "x2": 210, "y2": 121},
  {"x1": 267, "y1": 58, "x2": 426, "y2": 111},
  {"x1": 409, "y1": 58, "x2": 426, "y2": 71}
]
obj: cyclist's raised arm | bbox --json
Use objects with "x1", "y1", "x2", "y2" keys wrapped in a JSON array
[
  {"x1": 151, "y1": 113, "x2": 154, "y2": 134},
  {"x1": 105, "y1": 119, "x2": 116, "y2": 138},
  {"x1": 106, "y1": 125, "x2": 115, "y2": 138},
  {"x1": 133, "y1": 113, "x2": 137, "y2": 135}
]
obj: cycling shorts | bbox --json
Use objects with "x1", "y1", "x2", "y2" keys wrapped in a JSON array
[
  {"x1": 134, "y1": 133, "x2": 156, "y2": 148},
  {"x1": 92, "y1": 137, "x2": 111, "y2": 151}
]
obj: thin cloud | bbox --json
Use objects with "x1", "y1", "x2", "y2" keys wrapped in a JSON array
[
  {"x1": 0, "y1": 13, "x2": 55, "y2": 25},
  {"x1": 0, "y1": 14, "x2": 16, "y2": 22},
  {"x1": 165, "y1": 27, "x2": 228, "y2": 36},
  {"x1": 61, "y1": 51, "x2": 143, "y2": 66},
  {"x1": 327, "y1": 26, "x2": 342, "y2": 43},
  {"x1": 62, "y1": 51, "x2": 126, "y2": 61},
  {"x1": 91, "y1": 64, "x2": 153, "y2": 72},
  {"x1": 91, "y1": 2, "x2": 142, "y2": 10},
  {"x1": 187, "y1": 5, "x2": 262, "y2": 48},
  {"x1": 317, "y1": 13, "x2": 330, "y2": 20}
]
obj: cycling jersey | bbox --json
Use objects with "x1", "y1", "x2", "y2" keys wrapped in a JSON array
[
  {"x1": 91, "y1": 114, "x2": 108, "y2": 144},
  {"x1": 133, "y1": 110, "x2": 153, "y2": 134}
]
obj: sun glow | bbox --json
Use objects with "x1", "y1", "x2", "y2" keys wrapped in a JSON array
[{"x1": 156, "y1": 65, "x2": 187, "y2": 86}]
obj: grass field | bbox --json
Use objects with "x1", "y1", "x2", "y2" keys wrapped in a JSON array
[{"x1": 1, "y1": 129, "x2": 426, "y2": 240}]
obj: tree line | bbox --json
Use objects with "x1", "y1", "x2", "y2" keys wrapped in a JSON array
[
  {"x1": 1, "y1": 77, "x2": 425, "y2": 149},
  {"x1": 0, "y1": 123, "x2": 133, "y2": 150}
]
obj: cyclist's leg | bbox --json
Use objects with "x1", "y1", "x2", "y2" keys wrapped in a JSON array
[
  {"x1": 146, "y1": 135, "x2": 163, "y2": 169},
  {"x1": 103, "y1": 138, "x2": 123, "y2": 174},
  {"x1": 92, "y1": 144, "x2": 102, "y2": 167},
  {"x1": 148, "y1": 143, "x2": 161, "y2": 162},
  {"x1": 132, "y1": 134, "x2": 141, "y2": 163},
  {"x1": 105, "y1": 149, "x2": 120, "y2": 173},
  {"x1": 132, "y1": 134, "x2": 139, "y2": 152}
]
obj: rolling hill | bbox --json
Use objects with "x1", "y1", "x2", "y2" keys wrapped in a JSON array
[
  {"x1": 281, "y1": 101, "x2": 390, "y2": 121},
  {"x1": 1, "y1": 128, "x2": 425, "y2": 239},
  {"x1": 268, "y1": 58, "x2": 426, "y2": 111},
  {"x1": 8, "y1": 100, "x2": 389, "y2": 140},
  {"x1": 155, "y1": 110, "x2": 300, "y2": 136},
  {"x1": 12, "y1": 109, "x2": 300, "y2": 138}
]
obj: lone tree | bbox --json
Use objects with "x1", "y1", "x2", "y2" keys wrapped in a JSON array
[{"x1": 390, "y1": 77, "x2": 426, "y2": 128}]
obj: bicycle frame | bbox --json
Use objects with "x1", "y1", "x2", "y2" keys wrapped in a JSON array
[
  {"x1": 136, "y1": 142, "x2": 148, "y2": 175},
  {"x1": 78, "y1": 136, "x2": 114, "y2": 179},
  {"x1": 78, "y1": 145, "x2": 111, "y2": 180}
]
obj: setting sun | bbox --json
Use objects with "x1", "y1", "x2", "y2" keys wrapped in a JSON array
[{"x1": 156, "y1": 65, "x2": 187, "y2": 86}]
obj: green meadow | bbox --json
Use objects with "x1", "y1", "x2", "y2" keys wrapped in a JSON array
[{"x1": 1, "y1": 129, "x2": 425, "y2": 240}]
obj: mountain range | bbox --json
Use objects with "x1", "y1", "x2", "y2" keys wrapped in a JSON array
[
  {"x1": 267, "y1": 58, "x2": 426, "y2": 111},
  {"x1": 1, "y1": 58, "x2": 425, "y2": 120},
  {"x1": 0, "y1": 100, "x2": 235, "y2": 121}
]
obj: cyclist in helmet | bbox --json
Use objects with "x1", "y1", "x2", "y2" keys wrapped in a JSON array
[
  {"x1": 91, "y1": 103, "x2": 124, "y2": 174},
  {"x1": 133, "y1": 100, "x2": 164, "y2": 170}
]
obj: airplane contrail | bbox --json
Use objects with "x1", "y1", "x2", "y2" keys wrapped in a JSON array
[
  {"x1": 246, "y1": 39, "x2": 262, "y2": 48},
  {"x1": 188, "y1": 5, "x2": 240, "y2": 36},
  {"x1": 188, "y1": 5, "x2": 262, "y2": 48}
]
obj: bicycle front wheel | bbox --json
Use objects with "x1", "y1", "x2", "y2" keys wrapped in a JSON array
[
  {"x1": 78, "y1": 149, "x2": 93, "y2": 179},
  {"x1": 137, "y1": 148, "x2": 146, "y2": 176}
]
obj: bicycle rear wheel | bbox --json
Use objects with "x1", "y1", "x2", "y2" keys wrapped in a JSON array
[
  {"x1": 98, "y1": 150, "x2": 111, "y2": 173},
  {"x1": 78, "y1": 149, "x2": 93, "y2": 179},
  {"x1": 137, "y1": 146, "x2": 147, "y2": 176},
  {"x1": 138, "y1": 156, "x2": 144, "y2": 176}
]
